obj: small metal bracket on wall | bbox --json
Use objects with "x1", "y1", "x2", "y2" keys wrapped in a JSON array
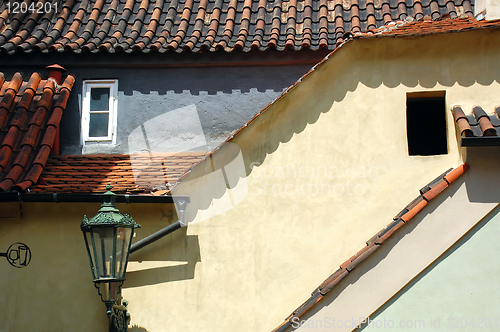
[
  {"x1": 174, "y1": 198, "x2": 187, "y2": 227},
  {"x1": 129, "y1": 196, "x2": 190, "y2": 254}
]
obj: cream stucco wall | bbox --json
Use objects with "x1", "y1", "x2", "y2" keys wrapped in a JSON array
[
  {"x1": 2, "y1": 28, "x2": 500, "y2": 332},
  {"x1": 160, "y1": 28, "x2": 500, "y2": 332},
  {"x1": 358, "y1": 202, "x2": 500, "y2": 332},
  {"x1": 292, "y1": 147, "x2": 500, "y2": 331}
]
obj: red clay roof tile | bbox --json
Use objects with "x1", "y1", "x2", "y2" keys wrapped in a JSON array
[
  {"x1": 345, "y1": 242, "x2": 380, "y2": 272},
  {"x1": 0, "y1": 0, "x2": 474, "y2": 54},
  {"x1": 0, "y1": 70, "x2": 75, "y2": 192},
  {"x1": 422, "y1": 179, "x2": 448, "y2": 202},
  {"x1": 374, "y1": 218, "x2": 405, "y2": 245},
  {"x1": 452, "y1": 105, "x2": 500, "y2": 146},
  {"x1": 27, "y1": 152, "x2": 209, "y2": 194},
  {"x1": 356, "y1": 16, "x2": 500, "y2": 39},
  {"x1": 271, "y1": 163, "x2": 468, "y2": 332},
  {"x1": 444, "y1": 163, "x2": 469, "y2": 184}
]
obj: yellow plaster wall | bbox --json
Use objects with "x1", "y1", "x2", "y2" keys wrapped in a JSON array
[
  {"x1": 162, "y1": 29, "x2": 500, "y2": 332},
  {"x1": 292, "y1": 148, "x2": 500, "y2": 332},
  {"x1": 2, "y1": 29, "x2": 500, "y2": 332},
  {"x1": 0, "y1": 202, "x2": 177, "y2": 332}
]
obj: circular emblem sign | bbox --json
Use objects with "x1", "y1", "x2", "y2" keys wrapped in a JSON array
[{"x1": 6, "y1": 243, "x2": 31, "y2": 268}]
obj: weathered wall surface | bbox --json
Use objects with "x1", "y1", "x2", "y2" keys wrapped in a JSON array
[
  {"x1": 353, "y1": 147, "x2": 500, "y2": 332},
  {"x1": 0, "y1": 64, "x2": 313, "y2": 155}
]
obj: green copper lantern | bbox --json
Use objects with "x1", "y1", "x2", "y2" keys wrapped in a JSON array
[{"x1": 81, "y1": 184, "x2": 140, "y2": 320}]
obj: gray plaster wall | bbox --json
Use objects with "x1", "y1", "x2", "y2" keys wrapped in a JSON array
[{"x1": 49, "y1": 64, "x2": 312, "y2": 155}]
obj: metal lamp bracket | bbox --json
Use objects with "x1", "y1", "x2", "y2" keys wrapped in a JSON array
[{"x1": 174, "y1": 199, "x2": 187, "y2": 227}]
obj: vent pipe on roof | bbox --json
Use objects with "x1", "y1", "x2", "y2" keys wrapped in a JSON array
[
  {"x1": 46, "y1": 64, "x2": 66, "y2": 85},
  {"x1": 46, "y1": 64, "x2": 67, "y2": 156}
]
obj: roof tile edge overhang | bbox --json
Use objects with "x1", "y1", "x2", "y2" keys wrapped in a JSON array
[
  {"x1": 0, "y1": 191, "x2": 190, "y2": 204},
  {"x1": 452, "y1": 105, "x2": 500, "y2": 146},
  {"x1": 270, "y1": 163, "x2": 468, "y2": 332},
  {"x1": 352, "y1": 16, "x2": 500, "y2": 40}
]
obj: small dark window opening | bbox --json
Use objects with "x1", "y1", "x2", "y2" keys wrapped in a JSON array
[{"x1": 407, "y1": 92, "x2": 447, "y2": 156}]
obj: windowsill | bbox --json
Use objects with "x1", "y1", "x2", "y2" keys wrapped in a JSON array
[
  {"x1": 83, "y1": 140, "x2": 115, "y2": 145},
  {"x1": 82, "y1": 142, "x2": 120, "y2": 155}
]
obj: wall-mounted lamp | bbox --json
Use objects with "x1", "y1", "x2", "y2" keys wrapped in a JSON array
[{"x1": 81, "y1": 184, "x2": 140, "y2": 332}]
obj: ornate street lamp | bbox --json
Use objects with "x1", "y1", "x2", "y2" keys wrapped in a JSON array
[{"x1": 81, "y1": 184, "x2": 141, "y2": 332}]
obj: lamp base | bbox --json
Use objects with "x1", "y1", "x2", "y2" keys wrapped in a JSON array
[{"x1": 106, "y1": 297, "x2": 130, "y2": 332}]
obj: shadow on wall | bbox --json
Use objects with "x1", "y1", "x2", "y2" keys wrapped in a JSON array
[
  {"x1": 61, "y1": 64, "x2": 314, "y2": 153},
  {"x1": 125, "y1": 227, "x2": 201, "y2": 288},
  {"x1": 286, "y1": 176, "x2": 466, "y2": 331},
  {"x1": 172, "y1": 30, "x2": 500, "y2": 223},
  {"x1": 463, "y1": 147, "x2": 500, "y2": 203},
  {"x1": 91, "y1": 65, "x2": 314, "y2": 96}
]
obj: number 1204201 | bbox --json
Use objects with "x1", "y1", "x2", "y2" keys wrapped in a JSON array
[{"x1": 6, "y1": 1, "x2": 58, "y2": 14}]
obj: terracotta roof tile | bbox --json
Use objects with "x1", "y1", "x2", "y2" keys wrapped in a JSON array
[
  {"x1": 0, "y1": 0, "x2": 473, "y2": 54},
  {"x1": 452, "y1": 105, "x2": 500, "y2": 146},
  {"x1": 270, "y1": 163, "x2": 468, "y2": 332},
  {"x1": 28, "y1": 152, "x2": 209, "y2": 194},
  {"x1": 355, "y1": 16, "x2": 500, "y2": 39},
  {"x1": 0, "y1": 70, "x2": 75, "y2": 192}
]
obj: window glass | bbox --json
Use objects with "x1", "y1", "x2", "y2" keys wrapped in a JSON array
[
  {"x1": 90, "y1": 88, "x2": 110, "y2": 111},
  {"x1": 82, "y1": 80, "x2": 118, "y2": 144},
  {"x1": 89, "y1": 113, "x2": 109, "y2": 137}
]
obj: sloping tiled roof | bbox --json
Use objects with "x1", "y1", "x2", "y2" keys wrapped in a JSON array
[
  {"x1": 271, "y1": 163, "x2": 468, "y2": 332},
  {"x1": 452, "y1": 105, "x2": 500, "y2": 146},
  {"x1": 170, "y1": 17, "x2": 499, "y2": 187},
  {"x1": 353, "y1": 15, "x2": 500, "y2": 38},
  {"x1": 0, "y1": 0, "x2": 473, "y2": 54},
  {"x1": 28, "y1": 152, "x2": 209, "y2": 194},
  {"x1": 0, "y1": 71, "x2": 75, "y2": 192}
]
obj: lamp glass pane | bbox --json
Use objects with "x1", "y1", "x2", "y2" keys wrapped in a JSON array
[
  {"x1": 94, "y1": 227, "x2": 115, "y2": 278},
  {"x1": 115, "y1": 227, "x2": 132, "y2": 278},
  {"x1": 84, "y1": 231, "x2": 98, "y2": 279}
]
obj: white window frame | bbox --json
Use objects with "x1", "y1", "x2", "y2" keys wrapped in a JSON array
[{"x1": 82, "y1": 80, "x2": 118, "y2": 145}]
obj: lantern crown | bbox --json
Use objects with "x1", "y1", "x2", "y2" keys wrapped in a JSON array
[{"x1": 81, "y1": 184, "x2": 141, "y2": 230}]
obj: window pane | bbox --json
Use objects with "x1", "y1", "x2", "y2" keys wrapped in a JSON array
[
  {"x1": 90, "y1": 88, "x2": 110, "y2": 111},
  {"x1": 89, "y1": 113, "x2": 109, "y2": 137}
]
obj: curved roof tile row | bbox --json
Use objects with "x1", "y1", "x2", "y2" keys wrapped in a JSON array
[
  {"x1": 452, "y1": 105, "x2": 500, "y2": 138},
  {"x1": 0, "y1": 71, "x2": 75, "y2": 192},
  {"x1": 30, "y1": 152, "x2": 210, "y2": 194},
  {"x1": 0, "y1": 0, "x2": 473, "y2": 54}
]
